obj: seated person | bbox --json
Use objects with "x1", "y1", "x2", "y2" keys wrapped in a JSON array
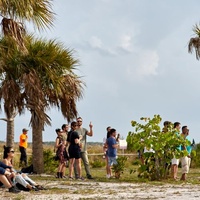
[
  {"x1": 2, "y1": 146, "x2": 46, "y2": 191},
  {"x1": 0, "y1": 161, "x2": 20, "y2": 193}
]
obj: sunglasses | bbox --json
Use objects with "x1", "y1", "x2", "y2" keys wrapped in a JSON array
[
  {"x1": 77, "y1": 121, "x2": 82, "y2": 122},
  {"x1": 10, "y1": 151, "x2": 15, "y2": 153}
]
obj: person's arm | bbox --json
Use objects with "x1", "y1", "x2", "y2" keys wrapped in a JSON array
[
  {"x1": 87, "y1": 122, "x2": 93, "y2": 137},
  {"x1": 0, "y1": 161, "x2": 11, "y2": 169},
  {"x1": 112, "y1": 138, "x2": 119, "y2": 149},
  {"x1": 2, "y1": 159, "x2": 9, "y2": 166},
  {"x1": 55, "y1": 137, "x2": 62, "y2": 148},
  {"x1": 112, "y1": 143, "x2": 119, "y2": 149}
]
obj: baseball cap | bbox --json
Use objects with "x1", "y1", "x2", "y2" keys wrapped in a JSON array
[{"x1": 22, "y1": 128, "x2": 29, "y2": 132}]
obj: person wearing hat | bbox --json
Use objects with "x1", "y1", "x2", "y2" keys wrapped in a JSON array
[{"x1": 19, "y1": 128, "x2": 28, "y2": 167}]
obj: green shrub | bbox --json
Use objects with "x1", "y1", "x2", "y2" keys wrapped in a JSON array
[
  {"x1": 112, "y1": 156, "x2": 128, "y2": 178},
  {"x1": 127, "y1": 115, "x2": 189, "y2": 181},
  {"x1": 91, "y1": 159, "x2": 105, "y2": 168},
  {"x1": 43, "y1": 149, "x2": 58, "y2": 173}
]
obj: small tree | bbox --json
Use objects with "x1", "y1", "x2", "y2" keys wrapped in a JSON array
[
  {"x1": 126, "y1": 115, "x2": 189, "y2": 180},
  {"x1": 112, "y1": 156, "x2": 128, "y2": 179}
]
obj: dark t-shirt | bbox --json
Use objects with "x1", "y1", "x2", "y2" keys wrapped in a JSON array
[
  {"x1": 67, "y1": 130, "x2": 80, "y2": 159},
  {"x1": 67, "y1": 130, "x2": 79, "y2": 145}
]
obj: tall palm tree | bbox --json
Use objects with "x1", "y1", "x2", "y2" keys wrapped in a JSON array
[
  {"x1": 0, "y1": 37, "x2": 27, "y2": 147},
  {"x1": 0, "y1": 36, "x2": 84, "y2": 173},
  {"x1": 188, "y1": 24, "x2": 200, "y2": 60},
  {"x1": 0, "y1": 0, "x2": 54, "y2": 147}
]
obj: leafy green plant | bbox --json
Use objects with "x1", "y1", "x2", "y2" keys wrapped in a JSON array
[
  {"x1": 112, "y1": 156, "x2": 128, "y2": 178},
  {"x1": 126, "y1": 115, "x2": 189, "y2": 180},
  {"x1": 91, "y1": 159, "x2": 105, "y2": 168},
  {"x1": 43, "y1": 149, "x2": 58, "y2": 173}
]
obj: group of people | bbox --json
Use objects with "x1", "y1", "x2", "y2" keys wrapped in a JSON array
[
  {"x1": 54, "y1": 117, "x2": 94, "y2": 180},
  {"x1": 137, "y1": 121, "x2": 194, "y2": 181}
]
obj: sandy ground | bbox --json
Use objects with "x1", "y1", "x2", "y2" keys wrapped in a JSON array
[{"x1": 1, "y1": 179, "x2": 200, "y2": 200}]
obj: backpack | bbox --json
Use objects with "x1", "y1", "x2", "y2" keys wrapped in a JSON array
[{"x1": 21, "y1": 164, "x2": 33, "y2": 174}]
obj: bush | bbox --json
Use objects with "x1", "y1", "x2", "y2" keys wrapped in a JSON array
[
  {"x1": 112, "y1": 156, "x2": 128, "y2": 178},
  {"x1": 91, "y1": 157, "x2": 105, "y2": 168},
  {"x1": 43, "y1": 149, "x2": 58, "y2": 173},
  {"x1": 126, "y1": 115, "x2": 189, "y2": 180}
]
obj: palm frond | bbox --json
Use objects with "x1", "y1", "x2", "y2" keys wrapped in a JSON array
[
  {"x1": 188, "y1": 37, "x2": 200, "y2": 60},
  {"x1": 0, "y1": 0, "x2": 54, "y2": 30}
]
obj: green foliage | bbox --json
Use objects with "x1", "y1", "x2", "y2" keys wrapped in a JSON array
[
  {"x1": 190, "y1": 144, "x2": 200, "y2": 168},
  {"x1": 112, "y1": 156, "x2": 128, "y2": 179},
  {"x1": 126, "y1": 115, "x2": 190, "y2": 180},
  {"x1": 43, "y1": 149, "x2": 58, "y2": 173},
  {"x1": 90, "y1": 159, "x2": 105, "y2": 168}
]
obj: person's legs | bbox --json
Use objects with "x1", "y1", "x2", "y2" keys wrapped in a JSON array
[
  {"x1": 180, "y1": 156, "x2": 189, "y2": 181},
  {"x1": 19, "y1": 147, "x2": 27, "y2": 166},
  {"x1": 81, "y1": 151, "x2": 92, "y2": 178},
  {"x1": 107, "y1": 156, "x2": 113, "y2": 178},
  {"x1": 171, "y1": 158, "x2": 179, "y2": 179},
  {"x1": 15, "y1": 174, "x2": 31, "y2": 188},
  {"x1": 0, "y1": 174, "x2": 12, "y2": 188},
  {"x1": 106, "y1": 156, "x2": 110, "y2": 177},
  {"x1": 75, "y1": 158, "x2": 82, "y2": 178},
  {"x1": 22, "y1": 174, "x2": 36, "y2": 186},
  {"x1": 69, "y1": 158, "x2": 75, "y2": 178},
  {"x1": 0, "y1": 174, "x2": 20, "y2": 193}
]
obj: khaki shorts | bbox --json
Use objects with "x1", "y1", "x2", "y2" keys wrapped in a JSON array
[
  {"x1": 180, "y1": 156, "x2": 191, "y2": 174},
  {"x1": 171, "y1": 158, "x2": 179, "y2": 165}
]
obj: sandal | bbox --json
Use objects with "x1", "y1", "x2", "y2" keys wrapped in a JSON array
[{"x1": 35, "y1": 185, "x2": 47, "y2": 190}]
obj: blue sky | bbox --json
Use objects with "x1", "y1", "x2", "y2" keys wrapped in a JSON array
[{"x1": 1, "y1": 0, "x2": 200, "y2": 144}]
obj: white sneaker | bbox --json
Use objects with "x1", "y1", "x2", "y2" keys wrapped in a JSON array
[{"x1": 106, "y1": 174, "x2": 110, "y2": 179}]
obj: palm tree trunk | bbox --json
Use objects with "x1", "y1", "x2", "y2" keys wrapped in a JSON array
[
  {"x1": 32, "y1": 119, "x2": 44, "y2": 173},
  {"x1": 6, "y1": 118, "x2": 14, "y2": 147}
]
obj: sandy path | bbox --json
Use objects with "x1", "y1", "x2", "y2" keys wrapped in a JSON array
[{"x1": 1, "y1": 180, "x2": 200, "y2": 200}]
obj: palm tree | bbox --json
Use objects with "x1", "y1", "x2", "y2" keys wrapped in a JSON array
[
  {"x1": 0, "y1": 0, "x2": 54, "y2": 147},
  {"x1": 0, "y1": 37, "x2": 27, "y2": 147},
  {"x1": 0, "y1": 0, "x2": 54, "y2": 50},
  {"x1": 0, "y1": 36, "x2": 84, "y2": 173},
  {"x1": 188, "y1": 24, "x2": 200, "y2": 60}
]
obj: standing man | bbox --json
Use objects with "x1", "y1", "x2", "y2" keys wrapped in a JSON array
[
  {"x1": 180, "y1": 126, "x2": 193, "y2": 181},
  {"x1": 171, "y1": 122, "x2": 181, "y2": 180},
  {"x1": 19, "y1": 128, "x2": 28, "y2": 167},
  {"x1": 76, "y1": 117, "x2": 93, "y2": 179}
]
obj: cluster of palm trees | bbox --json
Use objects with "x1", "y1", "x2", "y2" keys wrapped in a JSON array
[{"x1": 0, "y1": 0, "x2": 84, "y2": 173}]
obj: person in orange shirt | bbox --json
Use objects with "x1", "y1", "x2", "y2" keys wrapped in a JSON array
[{"x1": 19, "y1": 128, "x2": 28, "y2": 167}]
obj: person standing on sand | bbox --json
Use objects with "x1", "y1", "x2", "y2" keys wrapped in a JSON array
[
  {"x1": 19, "y1": 128, "x2": 28, "y2": 167},
  {"x1": 75, "y1": 117, "x2": 94, "y2": 179},
  {"x1": 106, "y1": 128, "x2": 119, "y2": 178},
  {"x1": 180, "y1": 126, "x2": 193, "y2": 181},
  {"x1": 67, "y1": 121, "x2": 83, "y2": 180},
  {"x1": 61, "y1": 124, "x2": 70, "y2": 178},
  {"x1": 171, "y1": 122, "x2": 181, "y2": 180},
  {"x1": 103, "y1": 126, "x2": 111, "y2": 178},
  {"x1": 55, "y1": 128, "x2": 67, "y2": 178}
]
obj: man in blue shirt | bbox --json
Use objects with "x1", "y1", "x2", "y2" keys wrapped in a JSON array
[
  {"x1": 180, "y1": 126, "x2": 193, "y2": 181},
  {"x1": 106, "y1": 128, "x2": 119, "y2": 178}
]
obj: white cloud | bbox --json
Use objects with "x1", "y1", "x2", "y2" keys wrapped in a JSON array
[
  {"x1": 119, "y1": 34, "x2": 132, "y2": 52},
  {"x1": 136, "y1": 50, "x2": 159, "y2": 76},
  {"x1": 89, "y1": 36, "x2": 102, "y2": 48},
  {"x1": 87, "y1": 36, "x2": 117, "y2": 56}
]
